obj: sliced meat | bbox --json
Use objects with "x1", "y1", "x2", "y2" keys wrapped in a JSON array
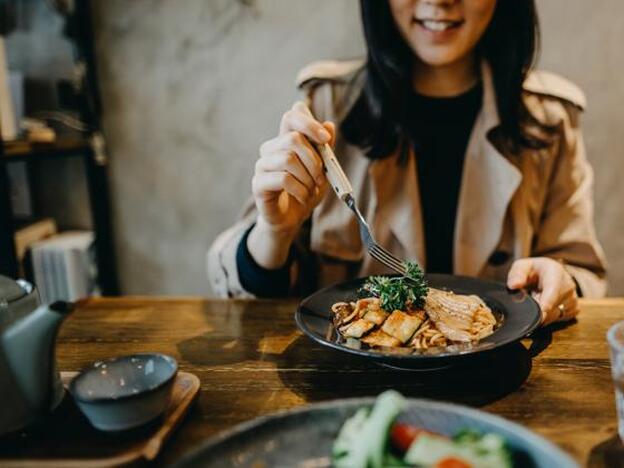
[
  {"x1": 424, "y1": 288, "x2": 496, "y2": 342},
  {"x1": 361, "y1": 329, "x2": 402, "y2": 348},
  {"x1": 381, "y1": 310, "x2": 424, "y2": 344},
  {"x1": 339, "y1": 318, "x2": 375, "y2": 338}
]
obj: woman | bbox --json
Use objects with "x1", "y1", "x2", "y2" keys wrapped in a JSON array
[{"x1": 208, "y1": 0, "x2": 607, "y2": 325}]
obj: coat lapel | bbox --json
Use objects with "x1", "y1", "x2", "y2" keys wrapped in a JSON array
[
  {"x1": 453, "y1": 63, "x2": 522, "y2": 276},
  {"x1": 324, "y1": 61, "x2": 521, "y2": 277},
  {"x1": 369, "y1": 148, "x2": 426, "y2": 269}
]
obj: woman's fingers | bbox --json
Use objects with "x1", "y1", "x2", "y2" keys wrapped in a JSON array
[
  {"x1": 293, "y1": 100, "x2": 314, "y2": 117},
  {"x1": 507, "y1": 257, "x2": 579, "y2": 325},
  {"x1": 538, "y1": 260, "x2": 580, "y2": 324},
  {"x1": 256, "y1": 151, "x2": 315, "y2": 191},
  {"x1": 508, "y1": 257, "x2": 579, "y2": 325},
  {"x1": 537, "y1": 279, "x2": 560, "y2": 323},
  {"x1": 311, "y1": 176, "x2": 329, "y2": 206},
  {"x1": 506, "y1": 258, "x2": 535, "y2": 289},
  {"x1": 536, "y1": 261, "x2": 561, "y2": 313},
  {"x1": 290, "y1": 101, "x2": 337, "y2": 147},
  {"x1": 565, "y1": 296, "x2": 581, "y2": 320},
  {"x1": 252, "y1": 171, "x2": 310, "y2": 206},
  {"x1": 252, "y1": 101, "x2": 335, "y2": 229},
  {"x1": 280, "y1": 101, "x2": 331, "y2": 144},
  {"x1": 261, "y1": 132, "x2": 325, "y2": 184},
  {"x1": 252, "y1": 102, "x2": 335, "y2": 236},
  {"x1": 322, "y1": 121, "x2": 337, "y2": 147},
  {"x1": 542, "y1": 276, "x2": 579, "y2": 324}
]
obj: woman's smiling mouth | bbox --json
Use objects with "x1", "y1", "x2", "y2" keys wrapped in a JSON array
[{"x1": 414, "y1": 19, "x2": 464, "y2": 32}]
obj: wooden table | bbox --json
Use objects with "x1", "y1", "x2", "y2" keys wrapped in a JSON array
[{"x1": 12, "y1": 298, "x2": 624, "y2": 465}]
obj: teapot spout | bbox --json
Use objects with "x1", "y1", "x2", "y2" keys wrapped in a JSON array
[{"x1": 2, "y1": 301, "x2": 74, "y2": 413}]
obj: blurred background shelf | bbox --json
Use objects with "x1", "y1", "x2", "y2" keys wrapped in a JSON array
[
  {"x1": 0, "y1": 0, "x2": 119, "y2": 296},
  {"x1": 3, "y1": 137, "x2": 91, "y2": 160},
  {"x1": 0, "y1": 135, "x2": 119, "y2": 296}
]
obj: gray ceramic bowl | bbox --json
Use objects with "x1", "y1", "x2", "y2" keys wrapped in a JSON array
[
  {"x1": 174, "y1": 397, "x2": 578, "y2": 468},
  {"x1": 69, "y1": 353, "x2": 178, "y2": 431}
]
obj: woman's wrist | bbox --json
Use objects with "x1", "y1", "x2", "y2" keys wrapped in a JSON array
[{"x1": 246, "y1": 218, "x2": 298, "y2": 269}]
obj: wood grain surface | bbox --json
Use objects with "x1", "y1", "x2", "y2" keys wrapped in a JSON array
[
  {"x1": 3, "y1": 297, "x2": 624, "y2": 466},
  {"x1": 0, "y1": 372, "x2": 199, "y2": 467}
]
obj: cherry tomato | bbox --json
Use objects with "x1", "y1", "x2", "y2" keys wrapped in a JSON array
[
  {"x1": 390, "y1": 423, "x2": 429, "y2": 453},
  {"x1": 436, "y1": 457, "x2": 472, "y2": 468}
]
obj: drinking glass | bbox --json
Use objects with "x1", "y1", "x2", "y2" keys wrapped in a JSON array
[{"x1": 607, "y1": 321, "x2": 624, "y2": 442}]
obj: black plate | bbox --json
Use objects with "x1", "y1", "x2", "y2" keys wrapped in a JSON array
[
  {"x1": 173, "y1": 397, "x2": 577, "y2": 468},
  {"x1": 295, "y1": 274, "x2": 541, "y2": 369}
]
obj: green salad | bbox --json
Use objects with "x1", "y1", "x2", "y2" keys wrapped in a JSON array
[
  {"x1": 332, "y1": 391, "x2": 512, "y2": 468},
  {"x1": 357, "y1": 261, "x2": 428, "y2": 311}
]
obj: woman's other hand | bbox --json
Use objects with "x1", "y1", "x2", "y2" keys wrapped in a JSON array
[
  {"x1": 248, "y1": 101, "x2": 335, "y2": 269},
  {"x1": 507, "y1": 257, "x2": 580, "y2": 325}
]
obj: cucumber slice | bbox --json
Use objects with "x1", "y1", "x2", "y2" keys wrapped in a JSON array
[{"x1": 332, "y1": 390, "x2": 406, "y2": 468}]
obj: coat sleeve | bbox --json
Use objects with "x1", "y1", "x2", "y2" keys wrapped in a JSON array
[
  {"x1": 207, "y1": 59, "x2": 364, "y2": 297},
  {"x1": 532, "y1": 104, "x2": 608, "y2": 297},
  {"x1": 206, "y1": 195, "x2": 316, "y2": 298},
  {"x1": 206, "y1": 85, "x2": 326, "y2": 298},
  {"x1": 206, "y1": 197, "x2": 257, "y2": 298}
]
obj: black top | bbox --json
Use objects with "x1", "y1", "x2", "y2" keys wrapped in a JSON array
[
  {"x1": 406, "y1": 83, "x2": 483, "y2": 274},
  {"x1": 237, "y1": 83, "x2": 483, "y2": 297}
]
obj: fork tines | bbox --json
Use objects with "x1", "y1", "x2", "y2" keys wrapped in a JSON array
[{"x1": 369, "y1": 244, "x2": 407, "y2": 276}]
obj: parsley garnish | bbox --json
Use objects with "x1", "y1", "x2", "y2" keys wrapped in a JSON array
[{"x1": 357, "y1": 261, "x2": 428, "y2": 311}]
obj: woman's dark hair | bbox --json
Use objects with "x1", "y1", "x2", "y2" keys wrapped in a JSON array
[{"x1": 341, "y1": 0, "x2": 545, "y2": 159}]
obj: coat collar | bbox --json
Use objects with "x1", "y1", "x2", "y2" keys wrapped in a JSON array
[
  {"x1": 453, "y1": 62, "x2": 522, "y2": 276},
  {"x1": 370, "y1": 61, "x2": 522, "y2": 276},
  {"x1": 369, "y1": 150, "x2": 425, "y2": 268}
]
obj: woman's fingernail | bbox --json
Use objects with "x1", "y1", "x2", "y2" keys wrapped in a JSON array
[{"x1": 317, "y1": 128, "x2": 330, "y2": 142}]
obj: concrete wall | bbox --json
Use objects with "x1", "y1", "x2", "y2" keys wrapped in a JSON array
[
  {"x1": 91, "y1": 0, "x2": 623, "y2": 295},
  {"x1": 93, "y1": 0, "x2": 365, "y2": 294}
]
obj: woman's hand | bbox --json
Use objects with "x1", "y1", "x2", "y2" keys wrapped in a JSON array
[
  {"x1": 247, "y1": 101, "x2": 335, "y2": 269},
  {"x1": 507, "y1": 257, "x2": 580, "y2": 325}
]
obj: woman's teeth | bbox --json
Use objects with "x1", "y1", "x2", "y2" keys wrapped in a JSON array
[{"x1": 418, "y1": 20, "x2": 459, "y2": 32}]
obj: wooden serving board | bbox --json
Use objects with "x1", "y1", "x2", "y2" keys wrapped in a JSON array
[{"x1": 0, "y1": 371, "x2": 200, "y2": 467}]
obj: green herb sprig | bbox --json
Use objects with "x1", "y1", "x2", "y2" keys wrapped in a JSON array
[{"x1": 357, "y1": 261, "x2": 428, "y2": 311}]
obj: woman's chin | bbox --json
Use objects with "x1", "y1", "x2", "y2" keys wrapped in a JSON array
[{"x1": 413, "y1": 48, "x2": 468, "y2": 69}]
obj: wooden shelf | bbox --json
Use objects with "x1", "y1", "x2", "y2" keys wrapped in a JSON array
[
  {"x1": 0, "y1": 134, "x2": 119, "y2": 294},
  {"x1": 2, "y1": 137, "x2": 91, "y2": 161},
  {"x1": 0, "y1": 1, "x2": 119, "y2": 294}
]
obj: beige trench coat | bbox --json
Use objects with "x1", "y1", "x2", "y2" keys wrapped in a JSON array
[{"x1": 207, "y1": 60, "x2": 607, "y2": 298}]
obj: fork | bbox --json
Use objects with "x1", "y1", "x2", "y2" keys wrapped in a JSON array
[{"x1": 314, "y1": 142, "x2": 408, "y2": 276}]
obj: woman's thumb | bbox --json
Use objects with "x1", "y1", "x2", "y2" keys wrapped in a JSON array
[
  {"x1": 507, "y1": 258, "x2": 534, "y2": 289},
  {"x1": 322, "y1": 121, "x2": 336, "y2": 147}
]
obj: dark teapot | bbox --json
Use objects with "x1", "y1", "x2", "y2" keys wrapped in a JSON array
[{"x1": 0, "y1": 275, "x2": 73, "y2": 435}]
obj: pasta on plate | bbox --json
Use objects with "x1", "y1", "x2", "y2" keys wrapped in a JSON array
[{"x1": 331, "y1": 287, "x2": 499, "y2": 352}]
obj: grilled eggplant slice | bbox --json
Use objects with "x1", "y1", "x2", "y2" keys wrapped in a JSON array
[
  {"x1": 381, "y1": 310, "x2": 424, "y2": 344},
  {"x1": 361, "y1": 329, "x2": 402, "y2": 348},
  {"x1": 355, "y1": 297, "x2": 383, "y2": 318},
  {"x1": 363, "y1": 308, "x2": 389, "y2": 326},
  {"x1": 339, "y1": 318, "x2": 375, "y2": 338}
]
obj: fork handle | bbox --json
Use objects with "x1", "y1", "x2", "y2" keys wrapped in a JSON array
[{"x1": 315, "y1": 143, "x2": 353, "y2": 201}]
